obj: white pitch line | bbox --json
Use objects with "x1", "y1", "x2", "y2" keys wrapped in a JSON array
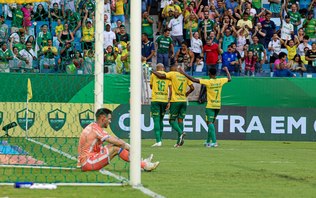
[
  {"x1": 0, "y1": 164, "x2": 76, "y2": 170},
  {"x1": 26, "y1": 138, "x2": 77, "y2": 161},
  {"x1": 25, "y1": 138, "x2": 165, "y2": 197}
]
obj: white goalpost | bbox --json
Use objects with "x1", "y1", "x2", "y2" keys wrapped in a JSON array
[{"x1": 94, "y1": 0, "x2": 142, "y2": 186}]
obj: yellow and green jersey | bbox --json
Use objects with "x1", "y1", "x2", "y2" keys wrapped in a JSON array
[
  {"x1": 166, "y1": 71, "x2": 192, "y2": 102},
  {"x1": 150, "y1": 71, "x2": 171, "y2": 102},
  {"x1": 200, "y1": 78, "x2": 228, "y2": 109}
]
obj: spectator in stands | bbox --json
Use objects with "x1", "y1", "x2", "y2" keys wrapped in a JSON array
[
  {"x1": 19, "y1": 41, "x2": 37, "y2": 70},
  {"x1": 274, "y1": 52, "x2": 289, "y2": 71},
  {"x1": 0, "y1": 42, "x2": 13, "y2": 73},
  {"x1": 236, "y1": 12, "x2": 253, "y2": 31},
  {"x1": 104, "y1": 0, "x2": 111, "y2": 24},
  {"x1": 280, "y1": 15, "x2": 294, "y2": 42},
  {"x1": 41, "y1": 39, "x2": 57, "y2": 69},
  {"x1": 113, "y1": 20, "x2": 122, "y2": 34},
  {"x1": 194, "y1": 55, "x2": 204, "y2": 72},
  {"x1": 12, "y1": 34, "x2": 26, "y2": 52},
  {"x1": 225, "y1": 0, "x2": 238, "y2": 14},
  {"x1": 141, "y1": 33, "x2": 155, "y2": 63},
  {"x1": 156, "y1": 29, "x2": 174, "y2": 71},
  {"x1": 305, "y1": 42, "x2": 316, "y2": 73},
  {"x1": 54, "y1": 18, "x2": 63, "y2": 38},
  {"x1": 121, "y1": 42, "x2": 130, "y2": 74},
  {"x1": 59, "y1": 41, "x2": 75, "y2": 72},
  {"x1": 284, "y1": 36, "x2": 300, "y2": 61},
  {"x1": 303, "y1": 11, "x2": 316, "y2": 42},
  {"x1": 116, "y1": 25, "x2": 130, "y2": 43},
  {"x1": 156, "y1": 0, "x2": 171, "y2": 35},
  {"x1": 104, "y1": 45, "x2": 117, "y2": 73},
  {"x1": 248, "y1": 35, "x2": 266, "y2": 73},
  {"x1": 252, "y1": 0, "x2": 262, "y2": 13},
  {"x1": 25, "y1": 35, "x2": 36, "y2": 51},
  {"x1": 175, "y1": 41, "x2": 194, "y2": 72},
  {"x1": 64, "y1": 9, "x2": 81, "y2": 39},
  {"x1": 269, "y1": 0, "x2": 282, "y2": 17},
  {"x1": 308, "y1": 0, "x2": 316, "y2": 19},
  {"x1": 83, "y1": 49, "x2": 94, "y2": 74},
  {"x1": 11, "y1": 4, "x2": 23, "y2": 33},
  {"x1": 21, "y1": 3, "x2": 33, "y2": 34},
  {"x1": 298, "y1": 36, "x2": 312, "y2": 56},
  {"x1": 233, "y1": 26, "x2": 248, "y2": 55},
  {"x1": 198, "y1": 10, "x2": 216, "y2": 44},
  {"x1": 112, "y1": 0, "x2": 127, "y2": 24},
  {"x1": 203, "y1": 36, "x2": 220, "y2": 72},
  {"x1": 103, "y1": 23, "x2": 116, "y2": 50},
  {"x1": 33, "y1": 4, "x2": 48, "y2": 21},
  {"x1": 288, "y1": 54, "x2": 307, "y2": 77},
  {"x1": 37, "y1": 24, "x2": 52, "y2": 50},
  {"x1": 231, "y1": 43, "x2": 242, "y2": 74},
  {"x1": 222, "y1": 44, "x2": 238, "y2": 75},
  {"x1": 296, "y1": 28, "x2": 306, "y2": 43},
  {"x1": 261, "y1": 13, "x2": 276, "y2": 48},
  {"x1": 48, "y1": 3, "x2": 63, "y2": 22},
  {"x1": 220, "y1": 26, "x2": 236, "y2": 52},
  {"x1": 244, "y1": 50, "x2": 257, "y2": 77},
  {"x1": 81, "y1": 9, "x2": 94, "y2": 51},
  {"x1": 142, "y1": 11, "x2": 154, "y2": 42},
  {"x1": 0, "y1": 15, "x2": 9, "y2": 43},
  {"x1": 168, "y1": 9, "x2": 185, "y2": 47},
  {"x1": 10, "y1": 46, "x2": 27, "y2": 71},
  {"x1": 58, "y1": 23, "x2": 74, "y2": 48},
  {"x1": 189, "y1": 27, "x2": 203, "y2": 62},
  {"x1": 184, "y1": 10, "x2": 198, "y2": 46},
  {"x1": 268, "y1": 33, "x2": 282, "y2": 72},
  {"x1": 273, "y1": 61, "x2": 296, "y2": 77},
  {"x1": 285, "y1": 3, "x2": 301, "y2": 35}
]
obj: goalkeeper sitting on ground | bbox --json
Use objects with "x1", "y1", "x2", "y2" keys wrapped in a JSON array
[{"x1": 78, "y1": 108, "x2": 159, "y2": 171}]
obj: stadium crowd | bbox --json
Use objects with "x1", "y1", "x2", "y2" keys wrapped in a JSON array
[{"x1": 0, "y1": 0, "x2": 315, "y2": 77}]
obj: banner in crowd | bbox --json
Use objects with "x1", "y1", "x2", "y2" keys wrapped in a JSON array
[{"x1": 0, "y1": 103, "x2": 315, "y2": 141}]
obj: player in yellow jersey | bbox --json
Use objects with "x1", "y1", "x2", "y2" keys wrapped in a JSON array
[
  {"x1": 179, "y1": 67, "x2": 231, "y2": 147},
  {"x1": 153, "y1": 64, "x2": 194, "y2": 147},
  {"x1": 150, "y1": 63, "x2": 172, "y2": 147}
]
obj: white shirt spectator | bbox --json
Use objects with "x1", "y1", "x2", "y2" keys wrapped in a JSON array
[
  {"x1": 19, "y1": 48, "x2": 36, "y2": 69},
  {"x1": 160, "y1": 0, "x2": 171, "y2": 8},
  {"x1": 4, "y1": 4, "x2": 16, "y2": 18},
  {"x1": 249, "y1": 8, "x2": 257, "y2": 17},
  {"x1": 281, "y1": 21, "x2": 294, "y2": 40},
  {"x1": 167, "y1": 15, "x2": 183, "y2": 36},
  {"x1": 190, "y1": 37, "x2": 203, "y2": 54},
  {"x1": 49, "y1": 0, "x2": 62, "y2": 7},
  {"x1": 103, "y1": 30, "x2": 116, "y2": 49},
  {"x1": 297, "y1": 43, "x2": 311, "y2": 56},
  {"x1": 268, "y1": 39, "x2": 282, "y2": 55}
]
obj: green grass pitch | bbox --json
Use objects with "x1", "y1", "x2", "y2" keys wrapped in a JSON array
[{"x1": 1, "y1": 138, "x2": 316, "y2": 197}]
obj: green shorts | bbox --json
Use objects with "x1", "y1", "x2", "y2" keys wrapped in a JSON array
[
  {"x1": 151, "y1": 102, "x2": 168, "y2": 117},
  {"x1": 205, "y1": 108, "x2": 220, "y2": 123},
  {"x1": 169, "y1": 102, "x2": 187, "y2": 120}
]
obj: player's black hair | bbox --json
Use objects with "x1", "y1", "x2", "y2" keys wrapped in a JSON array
[
  {"x1": 95, "y1": 108, "x2": 112, "y2": 118},
  {"x1": 208, "y1": 67, "x2": 217, "y2": 76}
]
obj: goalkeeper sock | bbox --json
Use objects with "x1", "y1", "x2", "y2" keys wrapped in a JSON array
[
  {"x1": 153, "y1": 117, "x2": 162, "y2": 143},
  {"x1": 207, "y1": 123, "x2": 216, "y2": 143},
  {"x1": 170, "y1": 120, "x2": 182, "y2": 144},
  {"x1": 118, "y1": 148, "x2": 146, "y2": 169},
  {"x1": 118, "y1": 148, "x2": 129, "y2": 162}
]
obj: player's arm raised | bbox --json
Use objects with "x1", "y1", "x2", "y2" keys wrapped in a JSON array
[
  {"x1": 178, "y1": 67, "x2": 200, "y2": 83},
  {"x1": 152, "y1": 70, "x2": 167, "y2": 79}
]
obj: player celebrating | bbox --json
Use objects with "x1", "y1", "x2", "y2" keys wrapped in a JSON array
[
  {"x1": 150, "y1": 63, "x2": 171, "y2": 147},
  {"x1": 152, "y1": 64, "x2": 194, "y2": 147},
  {"x1": 179, "y1": 67, "x2": 231, "y2": 147},
  {"x1": 78, "y1": 108, "x2": 159, "y2": 171}
]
